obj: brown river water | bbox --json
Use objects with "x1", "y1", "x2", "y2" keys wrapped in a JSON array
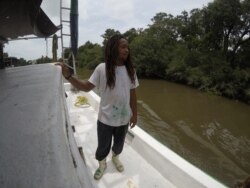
[{"x1": 78, "y1": 70, "x2": 250, "y2": 187}]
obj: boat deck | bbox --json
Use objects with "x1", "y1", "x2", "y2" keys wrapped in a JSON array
[
  {"x1": 66, "y1": 87, "x2": 176, "y2": 188},
  {"x1": 1, "y1": 64, "x2": 227, "y2": 188}
]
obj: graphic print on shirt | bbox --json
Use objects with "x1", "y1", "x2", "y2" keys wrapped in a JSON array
[{"x1": 111, "y1": 102, "x2": 129, "y2": 124}]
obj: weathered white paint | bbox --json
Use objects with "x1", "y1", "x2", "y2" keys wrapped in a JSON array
[{"x1": 0, "y1": 64, "x2": 93, "y2": 188}]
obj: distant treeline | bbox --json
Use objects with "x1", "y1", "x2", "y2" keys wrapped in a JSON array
[{"x1": 75, "y1": 0, "x2": 250, "y2": 104}]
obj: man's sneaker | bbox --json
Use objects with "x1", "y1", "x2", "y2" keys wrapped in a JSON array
[
  {"x1": 112, "y1": 152, "x2": 124, "y2": 172},
  {"x1": 94, "y1": 158, "x2": 107, "y2": 180}
]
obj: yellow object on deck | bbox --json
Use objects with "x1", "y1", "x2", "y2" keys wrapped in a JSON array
[{"x1": 74, "y1": 96, "x2": 89, "y2": 107}]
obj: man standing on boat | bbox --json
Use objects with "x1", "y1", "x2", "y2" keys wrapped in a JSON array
[{"x1": 56, "y1": 34, "x2": 139, "y2": 180}]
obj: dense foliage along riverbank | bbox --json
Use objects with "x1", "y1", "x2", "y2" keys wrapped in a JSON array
[{"x1": 74, "y1": 0, "x2": 250, "y2": 104}]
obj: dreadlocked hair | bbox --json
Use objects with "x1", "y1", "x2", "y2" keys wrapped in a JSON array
[{"x1": 105, "y1": 34, "x2": 135, "y2": 89}]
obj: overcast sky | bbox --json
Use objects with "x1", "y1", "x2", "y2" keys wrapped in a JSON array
[{"x1": 4, "y1": 0, "x2": 212, "y2": 60}]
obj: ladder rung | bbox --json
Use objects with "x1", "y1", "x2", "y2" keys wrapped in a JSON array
[
  {"x1": 61, "y1": 7, "x2": 70, "y2": 10},
  {"x1": 62, "y1": 20, "x2": 70, "y2": 23}
]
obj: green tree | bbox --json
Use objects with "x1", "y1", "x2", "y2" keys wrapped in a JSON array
[
  {"x1": 36, "y1": 56, "x2": 52, "y2": 64},
  {"x1": 101, "y1": 29, "x2": 120, "y2": 47},
  {"x1": 177, "y1": 9, "x2": 204, "y2": 50},
  {"x1": 123, "y1": 28, "x2": 140, "y2": 43},
  {"x1": 202, "y1": 0, "x2": 250, "y2": 65},
  {"x1": 77, "y1": 41, "x2": 103, "y2": 69}
]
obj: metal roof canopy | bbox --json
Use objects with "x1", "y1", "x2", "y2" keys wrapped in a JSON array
[
  {"x1": 0, "y1": 64, "x2": 92, "y2": 188},
  {"x1": 0, "y1": 0, "x2": 60, "y2": 41}
]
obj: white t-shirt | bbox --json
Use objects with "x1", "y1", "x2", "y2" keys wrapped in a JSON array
[{"x1": 88, "y1": 63, "x2": 139, "y2": 127}]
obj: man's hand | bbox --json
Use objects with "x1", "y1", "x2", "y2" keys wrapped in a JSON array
[
  {"x1": 55, "y1": 62, "x2": 72, "y2": 79},
  {"x1": 129, "y1": 116, "x2": 137, "y2": 129}
]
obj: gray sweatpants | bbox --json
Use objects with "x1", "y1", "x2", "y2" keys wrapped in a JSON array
[{"x1": 95, "y1": 120, "x2": 129, "y2": 161}]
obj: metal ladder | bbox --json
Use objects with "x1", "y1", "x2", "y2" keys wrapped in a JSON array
[
  {"x1": 60, "y1": 0, "x2": 77, "y2": 75},
  {"x1": 60, "y1": 0, "x2": 71, "y2": 64}
]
